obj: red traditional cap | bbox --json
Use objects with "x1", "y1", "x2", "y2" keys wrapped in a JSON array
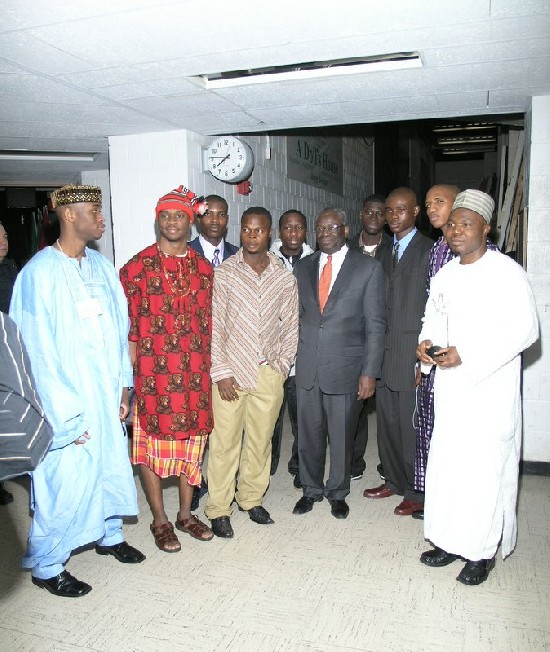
[{"x1": 155, "y1": 185, "x2": 207, "y2": 223}]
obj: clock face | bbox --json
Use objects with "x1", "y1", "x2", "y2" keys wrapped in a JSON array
[{"x1": 207, "y1": 136, "x2": 254, "y2": 183}]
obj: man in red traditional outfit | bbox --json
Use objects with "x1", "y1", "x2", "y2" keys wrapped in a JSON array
[{"x1": 120, "y1": 186, "x2": 214, "y2": 552}]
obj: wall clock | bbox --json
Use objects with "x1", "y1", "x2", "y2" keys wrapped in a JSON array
[{"x1": 206, "y1": 136, "x2": 255, "y2": 183}]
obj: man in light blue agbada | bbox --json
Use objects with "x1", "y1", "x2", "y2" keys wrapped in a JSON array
[{"x1": 10, "y1": 184, "x2": 144, "y2": 598}]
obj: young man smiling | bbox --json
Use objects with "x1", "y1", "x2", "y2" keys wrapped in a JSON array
[
  {"x1": 205, "y1": 207, "x2": 298, "y2": 538},
  {"x1": 120, "y1": 185, "x2": 214, "y2": 553}
]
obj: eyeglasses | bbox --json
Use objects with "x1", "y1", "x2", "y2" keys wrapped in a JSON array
[
  {"x1": 314, "y1": 224, "x2": 344, "y2": 235},
  {"x1": 281, "y1": 224, "x2": 306, "y2": 232},
  {"x1": 385, "y1": 207, "x2": 408, "y2": 217},
  {"x1": 361, "y1": 209, "x2": 385, "y2": 218}
]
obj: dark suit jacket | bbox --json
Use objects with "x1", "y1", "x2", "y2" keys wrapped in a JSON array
[
  {"x1": 348, "y1": 231, "x2": 392, "y2": 262},
  {"x1": 188, "y1": 237, "x2": 238, "y2": 262},
  {"x1": 378, "y1": 230, "x2": 432, "y2": 392},
  {"x1": 294, "y1": 247, "x2": 386, "y2": 394}
]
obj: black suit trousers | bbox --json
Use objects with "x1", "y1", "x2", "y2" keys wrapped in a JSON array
[
  {"x1": 351, "y1": 399, "x2": 370, "y2": 475},
  {"x1": 297, "y1": 380, "x2": 362, "y2": 500},
  {"x1": 270, "y1": 376, "x2": 299, "y2": 475},
  {"x1": 376, "y1": 385, "x2": 422, "y2": 503}
]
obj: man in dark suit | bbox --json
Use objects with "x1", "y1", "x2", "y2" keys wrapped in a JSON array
[
  {"x1": 188, "y1": 194, "x2": 238, "y2": 265},
  {"x1": 348, "y1": 194, "x2": 392, "y2": 481},
  {"x1": 364, "y1": 187, "x2": 432, "y2": 517},
  {"x1": 188, "y1": 194, "x2": 238, "y2": 511},
  {"x1": 293, "y1": 207, "x2": 386, "y2": 519}
]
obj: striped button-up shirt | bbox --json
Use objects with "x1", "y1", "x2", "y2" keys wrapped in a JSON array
[{"x1": 211, "y1": 249, "x2": 299, "y2": 389}]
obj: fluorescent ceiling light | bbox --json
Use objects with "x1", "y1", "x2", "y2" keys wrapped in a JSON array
[
  {"x1": 200, "y1": 53, "x2": 422, "y2": 89},
  {"x1": 437, "y1": 137, "x2": 496, "y2": 145},
  {"x1": 432, "y1": 123, "x2": 495, "y2": 133},
  {"x1": 0, "y1": 150, "x2": 96, "y2": 162}
]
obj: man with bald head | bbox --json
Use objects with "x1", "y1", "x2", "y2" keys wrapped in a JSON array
[
  {"x1": 413, "y1": 184, "x2": 460, "y2": 513},
  {"x1": 363, "y1": 187, "x2": 432, "y2": 517},
  {"x1": 417, "y1": 189, "x2": 538, "y2": 585},
  {"x1": 293, "y1": 208, "x2": 386, "y2": 519}
]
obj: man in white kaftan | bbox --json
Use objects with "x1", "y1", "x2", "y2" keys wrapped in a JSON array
[
  {"x1": 10, "y1": 184, "x2": 144, "y2": 598},
  {"x1": 417, "y1": 189, "x2": 538, "y2": 586}
]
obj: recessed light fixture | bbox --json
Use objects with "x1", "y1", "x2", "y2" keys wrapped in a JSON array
[
  {"x1": 199, "y1": 52, "x2": 422, "y2": 88},
  {"x1": 0, "y1": 150, "x2": 96, "y2": 162}
]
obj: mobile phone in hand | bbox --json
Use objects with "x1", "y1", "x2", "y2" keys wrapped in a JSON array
[{"x1": 427, "y1": 345, "x2": 442, "y2": 358}]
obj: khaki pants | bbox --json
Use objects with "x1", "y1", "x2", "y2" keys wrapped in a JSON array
[{"x1": 205, "y1": 366, "x2": 284, "y2": 519}]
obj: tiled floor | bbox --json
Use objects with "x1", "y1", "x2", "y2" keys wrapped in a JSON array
[{"x1": 0, "y1": 413, "x2": 548, "y2": 652}]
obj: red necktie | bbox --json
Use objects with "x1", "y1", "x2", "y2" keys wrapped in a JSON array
[{"x1": 319, "y1": 255, "x2": 332, "y2": 313}]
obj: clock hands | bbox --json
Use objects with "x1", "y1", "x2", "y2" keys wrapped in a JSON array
[{"x1": 209, "y1": 153, "x2": 230, "y2": 169}]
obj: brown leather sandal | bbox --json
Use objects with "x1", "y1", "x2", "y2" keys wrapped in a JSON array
[
  {"x1": 175, "y1": 514, "x2": 214, "y2": 541},
  {"x1": 150, "y1": 522, "x2": 181, "y2": 552}
]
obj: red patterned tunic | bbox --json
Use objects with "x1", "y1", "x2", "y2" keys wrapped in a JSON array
[{"x1": 120, "y1": 244, "x2": 213, "y2": 441}]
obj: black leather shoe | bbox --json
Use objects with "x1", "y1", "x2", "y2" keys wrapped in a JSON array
[
  {"x1": 411, "y1": 509, "x2": 424, "y2": 520},
  {"x1": 96, "y1": 541, "x2": 145, "y2": 564},
  {"x1": 420, "y1": 546, "x2": 459, "y2": 567},
  {"x1": 191, "y1": 478, "x2": 208, "y2": 511},
  {"x1": 293, "y1": 495, "x2": 322, "y2": 515},
  {"x1": 0, "y1": 482, "x2": 14, "y2": 505},
  {"x1": 457, "y1": 558, "x2": 495, "y2": 585},
  {"x1": 32, "y1": 571, "x2": 92, "y2": 598},
  {"x1": 211, "y1": 516, "x2": 234, "y2": 538},
  {"x1": 329, "y1": 499, "x2": 349, "y2": 519},
  {"x1": 240, "y1": 505, "x2": 274, "y2": 524},
  {"x1": 293, "y1": 474, "x2": 302, "y2": 489}
]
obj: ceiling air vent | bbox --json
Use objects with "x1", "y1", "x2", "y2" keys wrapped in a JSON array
[{"x1": 198, "y1": 52, "x2": 422, "y2": 88}]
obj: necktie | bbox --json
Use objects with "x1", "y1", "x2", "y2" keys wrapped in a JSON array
[
  {"x1": 212, "y1": 248, "x2": 220, "y2": 267},
  {"x1": 392, "y1": 241, "x2": 399, "y2": 270},
  {"x1": 318, "y1": 255, "x2": 332, "y2": 313}
]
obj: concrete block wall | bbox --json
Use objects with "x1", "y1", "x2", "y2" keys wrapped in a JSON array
[
  {"x1": 523, "y1": 95, "x2": 550, "y2": 463},
  {"x1": 109, "y1": 129, "x2": 374, "y2": 268}
]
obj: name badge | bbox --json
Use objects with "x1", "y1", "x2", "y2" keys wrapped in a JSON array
[{"x1": 77, "y1": 298, "x2": 103, "y2": 319}]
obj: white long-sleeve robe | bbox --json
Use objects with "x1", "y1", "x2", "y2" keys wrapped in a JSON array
[{"x1": 420, "y1": 250, "x2": 538, "y2": 561}]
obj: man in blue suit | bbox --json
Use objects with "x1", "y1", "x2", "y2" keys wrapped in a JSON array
[
  {"x1": 292, "y1": 208, "x2": 386, "y2": 519},
  {"x1": 188, "y1": 195, "x2": 238, "y2": 266}
]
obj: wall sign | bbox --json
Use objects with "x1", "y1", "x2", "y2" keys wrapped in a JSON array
[{"x1": 286, "y1": 135, "x2": 343, "y2": 195}]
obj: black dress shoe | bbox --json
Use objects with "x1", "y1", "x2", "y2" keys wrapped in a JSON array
[
  {"x1": 411, "y1": 509, "x2": 424, "y2": 520},
  {"x1": 420, "y1": 546, "x2": 459, "y2": 567},
  {"x1": 457, "y1": 558, "x2": 495, "y2": 585},
  {"x1": 239, "y1": 505, "x2": 274, "y2": 524},
  {"x1": 293, "y1": 474, "x2": 302, "y2": 489},
  {"x1": 96, "y1": 541, "x2": 145, "y2": 564},
  {"x1": 191, "y1": 478, "x2": 209, "y2": 511},
  {"x1": 32, "y1": 571, "x2": 92, "y2": 598},
  {"x1": 293, "y1": 495, "x2": 322, "y2": 515},
  {"x1": 211, "y1": 516, "x2": 234, "y2": 538},
  {"x1": 329, "y1": 499, "x2": 349, "y2": 519},
  {"x1": 0, "y1": 482, "x2": 14, "y2": 505}
]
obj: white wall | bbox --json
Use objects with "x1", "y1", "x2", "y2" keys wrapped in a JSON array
[
  {"x1": 109, "y1": 129, "x2": 373, "y2": 269},
  {"x1": 80, "y1": 169, "x2": 113, "y2": 261},
  {"x1": 523, "y1": 95, "x2": 550, "y2": 463}
]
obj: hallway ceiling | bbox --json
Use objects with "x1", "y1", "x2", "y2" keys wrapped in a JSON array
[{"x1": 1, "y1": 0, "x2": 549, "y2": 186}]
